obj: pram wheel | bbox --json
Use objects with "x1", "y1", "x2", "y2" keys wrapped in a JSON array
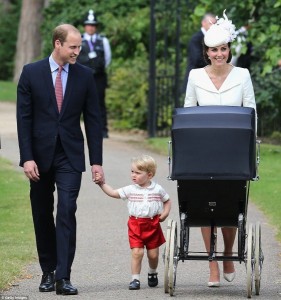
[
  {"x1": 164, "y1": 219, "x2": 173, "y2": 293},
  {"x1": 168, "y1": 220, "x2": 178, "y2": 296},
  {"x1": 246, "y1": 223, "x2": 254, "y2": 298},
  {"x1": 254, "y1": 221, "x2": 264, "y2": 295},
  {"x1": 180, "y1": 213, "x2": 189, "y2": 258},
  {"x1": 238, "y1": 213, "x2": 246, "y2": 262}
]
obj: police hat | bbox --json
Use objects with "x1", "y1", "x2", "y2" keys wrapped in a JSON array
[{"x1": 84, "y1": 10, "x2": 99, "y2": 25}]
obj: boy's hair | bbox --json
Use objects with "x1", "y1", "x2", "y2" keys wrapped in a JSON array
[{"x1": 131, "y1": 155, "x2": 157, "y2": 177}]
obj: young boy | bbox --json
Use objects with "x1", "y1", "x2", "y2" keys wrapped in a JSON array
[{"x1": 96, "y1": 154, "x2": 171, "y2": 290}]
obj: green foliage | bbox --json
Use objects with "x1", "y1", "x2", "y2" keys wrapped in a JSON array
[
  {"x1": 252, "y1": 67, "x2": 281, "y2": 135},
  {"x1": 107, "y1": 56, "x2": 148, "y2": 129},
  {"x1": 0, "y1": 0, "x2": 21, "y2": 80},
  {"x1": 104, "y1": 7, "x2": 150, "y2": 59},
  {"x1": 247, "y1": 0, "x2": 281, "y2": 135}
]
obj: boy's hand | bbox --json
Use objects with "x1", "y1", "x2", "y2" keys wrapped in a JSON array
[
  {"x1": 159, "y1": 214, "x2": 168, "y2": 222},
  {"x1": 94, "y1": 172, "x2": 101, "y2": 184}
]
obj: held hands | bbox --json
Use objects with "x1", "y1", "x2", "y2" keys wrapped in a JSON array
[
  {"x1": 92, "y1": 165, "x2": 104, "y2": 185},
  {"x1": 94, "y1": 172, "x2": 103, "y2": 185},
  {"x1": 94, "y1": 177, "x2": 120, "y2": 198}
]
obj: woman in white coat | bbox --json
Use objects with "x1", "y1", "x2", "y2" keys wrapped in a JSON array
[{"x1": 184, "y1": 10, "x2": 257, "y2": 287}]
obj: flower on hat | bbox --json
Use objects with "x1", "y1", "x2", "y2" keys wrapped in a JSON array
[
  {"x1": 204, "y1": 10, "x2": 237, "y2": 47},
  {"x1": 216, "y1": 10, "x2": 237, "y2": 42}
]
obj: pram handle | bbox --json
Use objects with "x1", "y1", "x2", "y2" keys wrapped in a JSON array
[
  {"x1": 167, "y1": 141, "x2": 172, "y2": 180},
  {"x1": 253, "y1": 139, "x2": 261, "y2": 181}
]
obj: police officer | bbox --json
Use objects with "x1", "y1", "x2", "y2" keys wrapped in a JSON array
[{"x1": 77, "y1": 10, "x2": 111, "y2": 138}]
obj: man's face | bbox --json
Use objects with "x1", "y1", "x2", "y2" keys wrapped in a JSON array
[
  {"x1": 84, "y1": 24, "x2": 97, "y2": 35},
  {"x1": 202, "y1": 17, "x2": 217, "y2": 31},
  {"x1": 55, "y1": 32, "x2": 82, "y2": 65}
]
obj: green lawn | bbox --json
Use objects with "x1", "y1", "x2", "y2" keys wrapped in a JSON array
[
  {"x1": 0, "y1": 81, "x2": 17, "y2": 102},
  {"x1": 0, "y1": 158, "x2": 36, "y2": 291},
  {"x1": 249, "y1": 143, "x2": 281, "y2": 240}
]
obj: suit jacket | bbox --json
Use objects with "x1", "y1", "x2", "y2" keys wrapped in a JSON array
[
  {"x1": 187, "y1": 31, "x2": 206, "y2": 74},
  {"x1": 182, "y1": 30, "x2": 207, "y2": 93},
  {"x1": 17, "y1": 57, "x2": 103, "y2": 172}
]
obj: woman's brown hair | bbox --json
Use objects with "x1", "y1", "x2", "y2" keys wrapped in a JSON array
[{"x1": 203, "y1": 42, "x2": 232, "y2": 65}]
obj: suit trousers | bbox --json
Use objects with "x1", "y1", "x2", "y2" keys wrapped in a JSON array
[{"x1": 29, "y1": 138, "x2": 82, "y2": 280}]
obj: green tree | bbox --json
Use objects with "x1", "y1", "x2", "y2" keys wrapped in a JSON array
[
  {"x1": 2, "y1": 0, "x2": 280, "y2": 134},
  {"x1": 0, "y1": 0, "x2": 21, "y2": 80}
]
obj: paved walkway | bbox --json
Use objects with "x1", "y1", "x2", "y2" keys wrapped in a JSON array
[{"x1": 0, "y1": 102, "x2": 280, "y2": 299}]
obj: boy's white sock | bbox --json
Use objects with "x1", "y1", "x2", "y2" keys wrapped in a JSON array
[
  {"x1": 148, "y1": 268, "x2": 157, "y2": 274},
  {"x1": 132, "y1": 274, "x2": 140, "y2": 281}
]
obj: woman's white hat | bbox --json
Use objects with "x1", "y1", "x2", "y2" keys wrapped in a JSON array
[{"x1": 204, "y1": 10, "x2": 237, "y2": 47}]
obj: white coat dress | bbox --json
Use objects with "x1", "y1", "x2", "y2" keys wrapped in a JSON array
[{"x1": 184, "y1": 66, "x2": 256, "y2": 111}]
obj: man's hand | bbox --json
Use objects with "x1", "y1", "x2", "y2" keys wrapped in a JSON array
[
  {"x1": 23, "y1": 160, "x2": 40, "y2": 182},
  {"x1": 92, "y1": 165, "x2": 104, "y2": 184}
]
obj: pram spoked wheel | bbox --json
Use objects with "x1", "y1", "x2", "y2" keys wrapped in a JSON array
[
  {"x1": 164, "y1": 219, "x2": 178, "y2": 296},
  {"x1": 246, "y1": 221, "x2": 264, "y2": 298},
  {"x1": 246, "y1": 223, "x2": 255, "y2": 298},
  {"x1": 166, "y1": 220, "x2": 178, "y2": 296},
  {"x1": 164, "y1": 219, "x2": 172, "y2": 293},
  {"x1": 254, "y1": 221, "x2": 264, "y2": 295}
]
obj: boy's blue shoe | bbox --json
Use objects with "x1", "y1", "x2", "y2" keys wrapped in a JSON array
[{"x1": 129, "y1": 279, "x2": 140, "y2": 290}]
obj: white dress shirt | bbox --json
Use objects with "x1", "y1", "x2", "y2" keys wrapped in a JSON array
[{"x1": 49, "y1": 55, "x2": 69, "y2": 96}]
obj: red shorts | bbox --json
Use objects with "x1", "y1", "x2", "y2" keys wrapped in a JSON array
[{"x1": 128, "y1": 215, "x2": 166, "y2": 250}]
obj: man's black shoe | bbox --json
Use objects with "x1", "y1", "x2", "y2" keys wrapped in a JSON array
[
  {"x1": 56, "y1": 279, "x2": 78, "y2": 295},
  {"x1": 39, "y1": 272, "x2": 55, "y2": 292},
  {"x1": 129, "y1": 279, "x2": 140, "y2": 290}
]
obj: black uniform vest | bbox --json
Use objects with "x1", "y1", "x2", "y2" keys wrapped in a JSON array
[{"x1": 77, "y1": 34, "x2": 106, "y2": 74}]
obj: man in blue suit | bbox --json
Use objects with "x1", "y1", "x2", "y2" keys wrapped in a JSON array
[{"x1": 17, "y1": 24, "x2": 104, "y2": 295}]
